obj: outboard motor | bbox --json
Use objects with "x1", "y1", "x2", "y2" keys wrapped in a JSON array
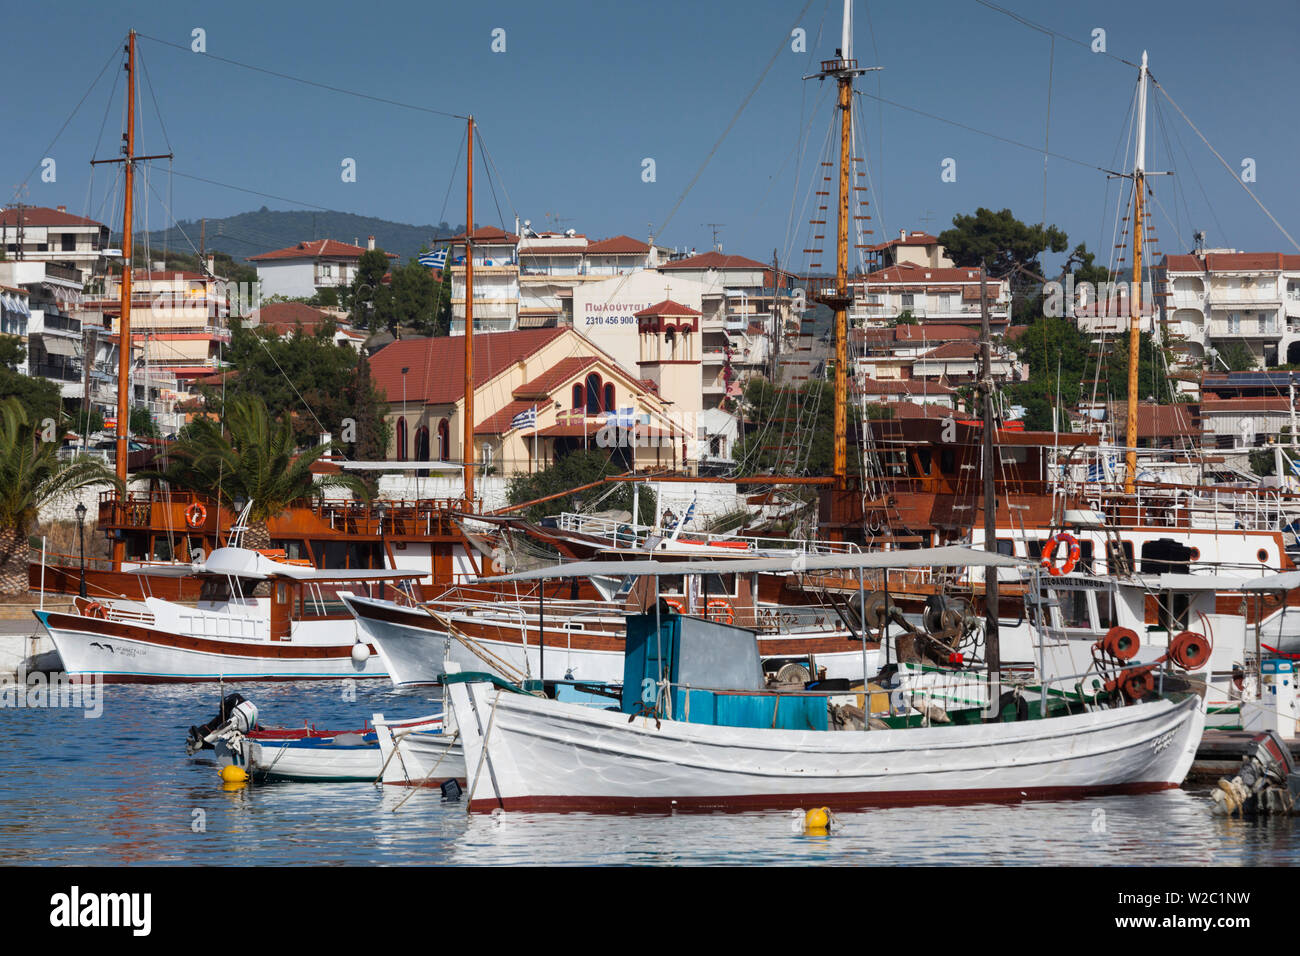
[
  {"x1": 186, "y1": 694, "x2": 259, "y2": 755},
  {"x1": 1212, "y1": 730, "x2": 1300, "y2": 817}
]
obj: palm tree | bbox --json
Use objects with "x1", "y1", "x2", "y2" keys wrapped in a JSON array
[
  {"x1": 144, "y1": 394, "x2": 368, "y2": 550},
  {"x1": 0, "y1": 398, "x2": 122, "y2": 596}
]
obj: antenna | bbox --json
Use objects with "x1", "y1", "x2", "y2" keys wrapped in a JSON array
[{"x1": 703, "y1": 223, "x2": 725, "y2": 252}]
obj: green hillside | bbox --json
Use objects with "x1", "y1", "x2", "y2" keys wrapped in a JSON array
[{"x1": 138, "y1": 208, "x2": 466, "y2": 264}]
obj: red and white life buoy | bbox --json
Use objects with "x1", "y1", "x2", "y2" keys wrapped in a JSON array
[
  {"x1": 1041, "y1": 532, "x2": 1081, "y2": 576},
  {"x1": 706, "y1": 599, "x2": 734, "y2": 625},
  {"x1": 185, "y1": 502, "x2": 208, "y2": 529}
]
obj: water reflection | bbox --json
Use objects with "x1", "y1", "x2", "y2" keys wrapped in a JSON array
[{"x1": 1, "y1": 681, "x2": 1296, "y2": 865}]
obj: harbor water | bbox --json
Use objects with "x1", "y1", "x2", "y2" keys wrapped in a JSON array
[{"x1": 2, "y1": 678, "x2": 1298, "y2": 866}]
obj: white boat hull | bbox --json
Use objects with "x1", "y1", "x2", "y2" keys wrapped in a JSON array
[
  {"x1": 372, "y1": 711, "x2": 468, "y2": 785},
  {"x1": 216, "y1": 735, "x2": 383, "y2": 782},
  {"x1": 36, "y1": 610, "x2": 384, "y2": 683},
  {"x1": 447, "y1": 678, "x2": 1206, "y2": 812}
]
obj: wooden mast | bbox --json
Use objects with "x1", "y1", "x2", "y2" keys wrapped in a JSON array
[
  {"x1": 833, "y1": 65, "x2": 851, "y2": 487},
  {"x1": 1124, "y1": 52, "x2": 1149, "y2": 496},
  {"x1": 980, "y1": 265, "x2": 1000, "y2": 717},
  {"x1": 463, "y1": 115, "x2": 475, "y2": 508},
  {"x1": 810, "y1": 1, "x2": 877, "y2": 493},
  {"x1": 90, "y1": 30, "x2": 171, "y2": 570},
  {"x1": 113, "y1": 32, "x2": 137, "y2": 573}
]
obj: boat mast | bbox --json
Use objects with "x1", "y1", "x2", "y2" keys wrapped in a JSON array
[
  {"x1": 91, "y1": 31, "x2": 172, "y2": 571},
  {"x1": 113, "y1": 32, "x2": 137, "y2": 572},
  {"x1": 1124, "y1": 52, "x2": 1149, "y2": 496},
  {"x1": 980, "y1": 266, "x2": 1000, "y2": 717},
  {"x1": 811, "y1": 1, "x2": 876, "y2": 491},
  {"x1": 464, "y1": 115, "x2": 475, "y2": 508}
]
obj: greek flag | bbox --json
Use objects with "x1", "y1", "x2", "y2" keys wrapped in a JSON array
[
  {"x1": 418, "y1": 247, "x2": 448, "y2": 269},
  {"x1": 681, "y1": 498, "x2": 696, "y2": 526},
  {"x1": 511, "y1": 406, "x2": 537, "y2": 430},
  {"x1": 604, "y1": 406, "x2": 635, "y2": 428}
]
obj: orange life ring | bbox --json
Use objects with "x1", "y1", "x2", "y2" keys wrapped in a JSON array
[
  {"x1": 84, "y1": 601, "x2": 108, "y2": 619},
  {"x1": 185, "y1": 502, "x2": 208, "y2": 529},
  {"x1": 1041, "y1": 532, "x2": 1081, "y2": 576},
  {"x1": 663, "y1": 598, "x2": 685, "y2": 615},
  {"x1": 706, "y1": 599, "x2": 734, "y2": 625}
]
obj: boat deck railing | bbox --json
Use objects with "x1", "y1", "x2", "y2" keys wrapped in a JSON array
[{"x1": 554, "y1": 512, "x2": 862, "y2": 554}]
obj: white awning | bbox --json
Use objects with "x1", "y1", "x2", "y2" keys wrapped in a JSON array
[
  {"x1": 1242, "y1": 571, "x2": 1300, "y2": 592},
  {"x1": 1, "y1": 294, "x2": 13, "y2": 312},
  {"x1": 40, "y1": 336, "x2": 78, "y2": 357},
  {"x1": 474, "y1": 545, "x2": 1027, "y2": 584}
]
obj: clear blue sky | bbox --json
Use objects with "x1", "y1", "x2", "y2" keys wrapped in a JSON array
[{"x1": 5, "y1": 0, "x2": 1298, "y2": 271}]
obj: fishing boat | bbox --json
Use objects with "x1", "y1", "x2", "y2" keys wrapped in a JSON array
[
  {"x1": 186, "y1": 693, "x2": 418, "y2": 782},
  {"x1": 444, "y1": 567, "x2": 1208, "y2": 812},
  {"x1": 372, "y1": 709, "x2": 468, "y2": 787},
  {"x1": 35, "y1": 541, "x2": 424, "y2": 682}
]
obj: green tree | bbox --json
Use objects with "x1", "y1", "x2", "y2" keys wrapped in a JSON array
[
  {"x1": 941, "y1": 207, "x2": 1070, "y2": 323},
  {"x1": 731, "y1": 378, "x2": 861, "y2": 476},
  {"x1": 143, "y1": 395, "x2": 369, "y2": 550},
  {"x1": 1004, "y1": 318, "x2": 1174, "y2": 431},
  {"x1": 506, "y1": 448, "x2": 654, "y2": 525},
  {"x1": 385, "y1": 258, "x2": 440, "y2": 335},
  {"x1": 0, "y1": 397, "x2": 121, "y2": 594},
  {"x1": 939, "y1": 207, "x2": 1069, "y2": 277},
  {"x1": 214, "y1": 317, "x2": 390, "y2": 452},
  {"x1": 0, "y1": 335, "x2": 63, "y2": 425},
  {"x1": 129, "y1": 406, "x2": 159, "y2": 439},
  {"x1": 350, "y1": 249, "x2": 392, "y2": 331},
  {"x1": 1216, "y1": 341, "x2": 1258, "y2": 372}
]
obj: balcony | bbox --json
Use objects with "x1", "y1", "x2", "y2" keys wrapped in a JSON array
[{"x1": 33, "y1": 362, "x2": 82, "y2": 382}]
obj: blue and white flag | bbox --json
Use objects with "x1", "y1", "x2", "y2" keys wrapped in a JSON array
[
  {"x1": 418, "y1": 247, "x2": 448, "y2": 269},
  {"x1": 681, "y1": 497, "x2": 696, "y2": 526},
  {"x1": 511, "y1": 406, "x2": 537, "y2": 431}
]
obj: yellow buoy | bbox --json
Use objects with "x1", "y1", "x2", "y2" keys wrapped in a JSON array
[
  {"x1": 804, "y1": 806, "x2": 831, "y2": 831},
  {"x1": 219, "y1": 764, "x2": 249, "y2": 784}
]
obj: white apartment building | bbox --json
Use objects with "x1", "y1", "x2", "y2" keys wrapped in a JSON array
[
  {"x1": 0, "y1": 205, "x2": 112, "y2": 271},
  {"x1": 1161, "y1": 251, "x2": 1300, "y2": 369},
  {"x1": 249, "y1": 237, "x2": 395, "y2": 300},
  {"x1": 849, "y1": 263, "x2": 1012, "y2": 329}
]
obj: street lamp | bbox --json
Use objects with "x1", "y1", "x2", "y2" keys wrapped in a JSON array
[{"x1": 74, "y1": 501, "x2": 87, "y2": 598}]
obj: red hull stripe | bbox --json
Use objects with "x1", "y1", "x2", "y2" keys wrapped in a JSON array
[{"x1": 468, "y1": 780, "x2": 1179, "y2": 814}]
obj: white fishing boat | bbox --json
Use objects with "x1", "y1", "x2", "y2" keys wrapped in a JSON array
[
  {"x1": 188, "y1": 693, "x2": 400, "y2": 782},
  {"x1": 444, "y1": 597, "x2": 1207, "y2": 812},
  {"x1": 372, "y1": 709, "x2": 468, "y2": 787},
  {"x1": 449, "y1": 674, "x2": 1204, "y2": 812},
  {"x1": 36, "y1": 545, "x2": 424, "y2": 683}
]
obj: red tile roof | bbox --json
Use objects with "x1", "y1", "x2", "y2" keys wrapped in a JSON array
[
  {"x1": 369, "y1": 328, "x2": 565, "y2": 406},
  {"x1": 635, "y1": 299, "x2": 702, "y2": 317},
  {"x1": 512, "y1": 356, "x2": 599, "y2": 398},
  {"x1": 255, "y1": 301, "x2": 336, "y2": 334},
  {"x1": 1200, "y1": 397, "x2": 1291, "y2": 413},
  {"x1": 917, "y1": 342, "x2": 981, "y2": 360},
  {"x1": 586, "y1": 235, "x2": 651, "y2": 255},
  {"x1": 1107, "y1": 402, "x2": 1198, "y2": 439},
  {"x1": 867, "y1": 230, "x2": 941, "y2": 251},
  {"x1": 864, "y1": 263, "x2": 987, "y2": 284},
  {"x1": 1164, "y1": 252, "x2": 1300, "y2": 273},
  {"x1": 856, "y1": 378, "x2": 956, "y2": 396},
  {"x1": 248, "y1": 239, "x2": 397, "y2": 261},
  {"x1": 0, "y1": 205, "x2": 106, "y2": 228},
  {"x1": 445, "y1": 226, "x2": 519, "y2": 246},
  {"x1": 659, "y1": 251, "x2": 768, "y2": 271}
]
